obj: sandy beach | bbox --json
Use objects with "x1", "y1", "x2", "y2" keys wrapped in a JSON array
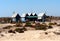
[
  {"x1": 0, "y1": 28, "x2": 60, "y2": 41},
  {"x1": 0, "y1": 21, "x2": 60, "y2": 41}
]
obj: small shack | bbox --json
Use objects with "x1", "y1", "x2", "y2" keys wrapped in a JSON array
[
  {"x1": 12, "y1": 13, "x2": 21, "y2": 23},
  {"x1": 38, "y1": 13, "x2": 46, "y2": 22},
  {"x1": 25, "y1": 13, "x2": 38, "y2": 21}
]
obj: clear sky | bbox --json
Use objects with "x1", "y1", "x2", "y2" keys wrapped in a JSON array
[{"x1": 0, "y1": 0, "x2": 60, "y2": 17}]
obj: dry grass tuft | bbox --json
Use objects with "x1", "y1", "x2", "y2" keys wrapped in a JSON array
[
  {"x1": 35, "y1": 23, "x2": 48, "y2": 30},
  {"x1": 8, "y1": 30, "x2": 15, "y2": 33},
  {"x1": 48, "y1": 22, "x2": 57, "y2": 25},
  {"x1": 3, "y1": 25, "x2": 12, "y2": 29},
  {"x1": 14, "y1": 23, "x2": 22, "y2": 27},
  {"x1": 14, "y1": 28, "x2": 24, "y2": 33},
  {"x1": 48, "y1": 25, "x2": 53, "y2": 29}
]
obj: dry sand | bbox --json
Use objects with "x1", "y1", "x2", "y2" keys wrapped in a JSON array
[
  {"x1": 0, "y1": 29, "x2": 60, "y2": 41},
  {"x1": 0, "y1": 22, "x2": 60, "y2": 41}
]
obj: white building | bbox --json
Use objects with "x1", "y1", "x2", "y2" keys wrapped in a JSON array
[
  {"x1": 11, "y1": 12, "x2": 46, "y2": 22},
  {"x1": 38, "y1": 13, "x2": 46, "y2": 22}
]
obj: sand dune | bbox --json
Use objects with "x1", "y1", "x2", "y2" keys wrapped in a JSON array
[
  {"x1": 0, "y1": 22, "x2": 60, "y2": 41},
  {"x1": 0, "y1": 30, "x2": 60, "y2": 41}
]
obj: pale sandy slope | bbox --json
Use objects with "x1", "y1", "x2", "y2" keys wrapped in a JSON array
[
  {"x1": 0, "y1": 23, "x2": 60, "y2": 41},
  {"x1": 0, "y1": 29, "x2": 60, "y2": 41}
]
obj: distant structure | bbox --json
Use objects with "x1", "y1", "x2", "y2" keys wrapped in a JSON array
[
  {"x1": 21, "y1": 13, "x2": 38, "y2": 22},
  {"x1": 21, "y1": 12, "x2": 46, "y2": 22},
  {"x1": 38, "y1": 13, "x2": 46, "y2": 22},
  {"x1": 0, "y1": 12, "x2": 47, "y2": 23},
  {"x1": 12, "y1": 12, "x2": 21, "y2": 22}
]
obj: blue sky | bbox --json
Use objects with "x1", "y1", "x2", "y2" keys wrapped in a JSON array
[{"x1": 0, "y1": 0, "x2": 60, "y2": 17}]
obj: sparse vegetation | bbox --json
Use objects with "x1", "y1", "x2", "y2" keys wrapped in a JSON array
[
  {"x1": 54, "y1": 22, "x2": 57, "y2": 25},
  {"x1": 14, "y1": 23, "x2": 22, "y2": 27},
  {"x1": 14, "y1": 28, "x2": 24, "y2": 33},
  {"x1": 22, "y1": 27, "x2": 27, "y2": 31},
  {"x1": 1, "y1": 34, "x2": 4, "y2": 37},
  {"x1": 48, "y1": 25, "x2": 53, "y2": 29},
  {"x1": 8, "y1": 30, "x2": 15, "y2": 33},
  {"x1": 42, "y1": 22, "x2": 46, "y2": 25},
  {"x1": 53, "y1": 31, "x2": 60, "y2": 35},
  {"x1": 25, "y1": 22, "x2": 32, "y2": 27},
  {"x1": 3, "y1": 25, "x2": 12, "y2": 29},
  {"x1": 45, "y1": 32, "x2": 48, "y2": 35},
  {"x1": 48, "y1": 22, "x2": 57, "y2": 25},
  {"x1": 35, "y1": 23, "x2": 47, "y2": 30}
]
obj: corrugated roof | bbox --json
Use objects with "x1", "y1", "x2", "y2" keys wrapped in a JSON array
[
  {"x1": 21, "y1": 13, "x2": 45, "y2": 19},
  {"x1": 21, "y1": 13, "x2": 36, "y2": 17},
  {"x1": 28, "y1": 13, "x2": 36, "y2": 16},
  {"x1": 33, "y1": 13, "x2": 36, "y2": 16},
  {"x1": 21, "y1": 13, "x2": 32, "y2": 17},
  {"x1": 28, "y1": 13, "x2": 31, "y2": 16},
  {"x1": 38, "y1": 13, "x2": 45, "y2": 16},
  {"x1": 38, "y1": 13, "x2": 45, "y2": 19}
]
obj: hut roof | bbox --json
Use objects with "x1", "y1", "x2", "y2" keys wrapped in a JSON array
[
  {"x1": 38, "y1": 13, "x2": 45, "y2": 16},
  {"x1": 21, "y1": 13, "x2": 37, "y2": 17},
  {"x1": 28, "y1": 13, "x2": 36, "y2": 16},
  {"x1": 28, "y1": 13, "x2": 31, "y2": 16},
  {"x1": 38, "y1": 13, "x2": 46, "y2": 19}
]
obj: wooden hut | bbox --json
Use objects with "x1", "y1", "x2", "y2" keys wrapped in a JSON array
[
  {"x1": 21, "y1": 12, "x2": 46, "y2": 22},
  {"x1": 38, "y1": 13, "x2": 46, "y2": 22},
  {"x1": 12, "y1": 13, "x2": 21, "y2": 23},
  {"x1": 25, "y1": 13, "x2": 38, "y2": 21}
]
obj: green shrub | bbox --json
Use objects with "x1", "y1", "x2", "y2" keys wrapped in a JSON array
[
  {"x1": 14, "y1": 28, "x2": 24, "y2": 33},
  {"x1": 48, "y1": 25, "x2": 53, "y2": 29},
  {"x1": 25, "y1": 22, "x2": 32, "y2": 27},
  {"x1": 0, "y1": 31, "x2": 1, "y2": 33},
  {"x1": 14, "y1": 23, "x2": 22, "y2": 27},
  {"x1": 8, "y1": 30, "x2": 15, "y2": 33},
  {"x1": 22, "y1": 27, "x2": 27, "y2": 31},
  {"x1": 35, "y1": 23, "x2": 41, "y2": 27},
  {"x1": 35, "y1": 23, "x2": 47, "y2": 30},
  {"x1": 48, "y1": 22, "x2": 57, "y2": 25},
  {"x1": 3, "y1": 26, "x2": 12, "y2": 29}
]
